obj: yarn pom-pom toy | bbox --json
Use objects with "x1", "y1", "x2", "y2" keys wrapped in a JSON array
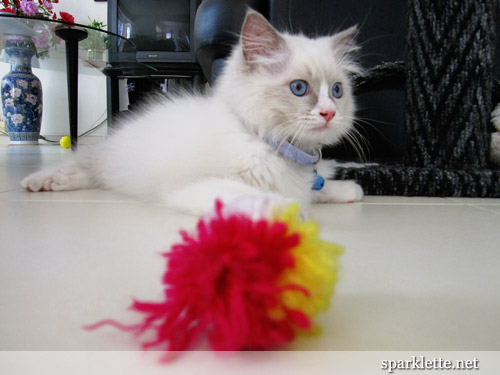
[{"x1": 87, "y1": 199, "x2": 343, "y2": 352}]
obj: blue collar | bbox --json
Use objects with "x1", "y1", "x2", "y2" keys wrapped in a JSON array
[
  {"x1": 265, "y1": 137, "x2": 325, "y2": 190},
  {"x1": 265, "y1": 137, "x2": 321, "y2": 166}
]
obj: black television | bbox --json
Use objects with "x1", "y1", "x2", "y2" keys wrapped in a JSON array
[{"x1": 108, "y1": 0, "x2": 202, "y2": 76}]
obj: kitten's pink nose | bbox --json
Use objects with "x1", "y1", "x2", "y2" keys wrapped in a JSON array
[{"x1": 320, "y1": 110, "x2": 336, "y2": 123}]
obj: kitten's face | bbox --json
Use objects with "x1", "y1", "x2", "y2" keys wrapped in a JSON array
[
  {"x1": 261, "y1": 35, "x2": 357, "y2": 149},
  {"x1": 221, "y1": 11, "x2": 359, "y2": 151}
]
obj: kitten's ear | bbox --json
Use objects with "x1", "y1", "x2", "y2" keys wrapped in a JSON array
[
  {"x1": 331, "y1": 25, "x2": 360, "y2": 54},
  {"x1": 331, "y1": 25, "x2": 361, "y2": 74},
  {"x1": 240, "y1": 10, "x2": 288, "y2": 70}
]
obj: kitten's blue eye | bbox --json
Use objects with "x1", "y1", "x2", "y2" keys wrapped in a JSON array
[
  {"x1": 332, "y1": 82, "x2": 343, "y2": 98},
  {"x1": 290, "y1": 80, "x2": 308, "y2": 96}
]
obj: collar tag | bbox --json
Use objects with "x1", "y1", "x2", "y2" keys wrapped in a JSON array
[
  {"x1": 312, "y1": 171, "x2": 325, "y2": 191},
  {"x1": 265, "y1": 137, "x2": 325, "y2": 191}
]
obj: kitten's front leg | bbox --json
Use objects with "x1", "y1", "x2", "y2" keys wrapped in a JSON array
[
  {"x1": 312, "y1": 180, "x2": 364, "y2": 204},
  {"x1": 162, "y1": 178, "x2": 295, "y2": 216},
  {"x1": 312, "y1": 159, "x2": 363, "y2": 203}
]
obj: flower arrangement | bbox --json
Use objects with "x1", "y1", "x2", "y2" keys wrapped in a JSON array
[{"x1": 0, "y1": 0, "x2": 74, "y2": 23}]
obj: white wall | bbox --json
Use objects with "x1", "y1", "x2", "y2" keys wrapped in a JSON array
[
  {"x1": 56, "y1": 0, "x2": 107, "y2": 26},
  {"x1": 0, "y1": 0, "x2": 109, "y2": 138}
]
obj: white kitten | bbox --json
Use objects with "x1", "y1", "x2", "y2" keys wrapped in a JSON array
[{"x1": 21, "y1": 10, "x2": 363, "y2": 215}]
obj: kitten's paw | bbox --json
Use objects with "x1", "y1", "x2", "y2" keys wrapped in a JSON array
[
  {"x1": 21, "y1": 167, "x2": 92, "y2": 192},
  {"x1": 313, "y1": 180, "x2": 364, "y2": 204},
  {"x1": 21, "y1": 169, "x2": 57, "y2": 192},
  {"x1": 50, "y1": 167, "x2": 88, "y2": 191}
]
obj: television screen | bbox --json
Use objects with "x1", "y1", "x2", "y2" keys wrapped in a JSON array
[
  {"x1": 107, "y1": 0, "x2": 201, "y2": 77},
  {"x1": 116, "y1": 0, "x2": 191, "y2": 53}
]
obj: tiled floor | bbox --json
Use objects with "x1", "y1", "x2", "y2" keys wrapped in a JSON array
[{"x1": 1, "y1": 136, "x2": 500, "y2": 367}]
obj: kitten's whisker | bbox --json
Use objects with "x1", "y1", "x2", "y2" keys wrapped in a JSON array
[
  {"x1": 335, "y1": 123, "x2": 371, "y2": 163},
  {"x1": 343, "y1": 114, "x2": 392, "y2": 144},
  {"x1": 349, "y1": 128, "x2": 371, "y2": 162},
  {"x1": 344, "y1": 114, "x2": 390, "y2": 129},
  {"x1": 289, "y1": 123, "x2": 307, "y2": 147},
  {"x1": 271, "y1": 119, "x2": 299, "y2": 141}
]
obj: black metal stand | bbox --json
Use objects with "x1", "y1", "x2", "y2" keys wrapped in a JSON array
[{"x1": 54, "y1": 27, "x2": 88, "y2": 151}]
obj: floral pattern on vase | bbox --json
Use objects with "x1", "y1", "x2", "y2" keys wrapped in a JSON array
[{"x1": 1, "y1": 35, "x2": 43, "y2": 144}]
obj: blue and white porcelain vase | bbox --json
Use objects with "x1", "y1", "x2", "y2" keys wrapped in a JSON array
[{"x1": 1, "y1": 35, "x2": 43, "y2": 145}]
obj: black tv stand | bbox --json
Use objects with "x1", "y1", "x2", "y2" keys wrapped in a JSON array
[
  {"x1": 106, "y1": 62, "x2": 204, "y2": 127},
  {"x1": 138, "y1": 61, "x2": 202, "y2": 78}
]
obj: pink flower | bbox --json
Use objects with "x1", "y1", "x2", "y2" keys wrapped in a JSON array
[
  {"x1": 20, "y1": 0, "x2": 39, "y2": 16},
  {"x1": 32, "y1": 24, "x2": 50, "y2": 49},
  {"x1": 11, "y1": 114, "x2": 24, "y2": 125},
  {"x1": 10, "y1": 87, "x2": 22, "y2": 98},
  {"x1": 25, "y1": 94, "x2": 38, "y2": 105},
  {"x1": 42, "y1": 0, "x2": 52, "y2": 10}
]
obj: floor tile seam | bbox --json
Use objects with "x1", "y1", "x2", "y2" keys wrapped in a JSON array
[
  {"x1": 0, "y1": 188, "x2": 20, "y2": 195},
  {"x1": 6, "y1": 199, "x2": 135, "y2": 204},
  {"x1": 467, "y1": 205, "x2": 500, "y2": 216},
  {"x1": 446, "y1": 197, "x2": 500, "y2": 206},
  {"x1": 362, "y1": 198, "x2": 500, "y2": 207},
  {"x1": 0, "y1": 194, "x2": 136, "y2": 204},
  {"x1": 360, "y1": 202, "x2": 464, "y2": 206}
]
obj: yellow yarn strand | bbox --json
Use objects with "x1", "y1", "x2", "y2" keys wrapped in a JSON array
[{"x1": 272, "y1": 203, "x2": 343, "y2": 328}]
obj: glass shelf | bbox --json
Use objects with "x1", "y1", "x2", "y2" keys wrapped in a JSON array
[
  {"x1": 0, "y1": 14, "x2": 155, "y2": 76},
  {"x1": 0, "y1": 14, "x2": 156, "y2": 149}
]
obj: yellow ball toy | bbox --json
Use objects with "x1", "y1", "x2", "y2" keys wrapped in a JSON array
[{"x1": 60, "y1": 136, "x2": 71, "y2": 149}]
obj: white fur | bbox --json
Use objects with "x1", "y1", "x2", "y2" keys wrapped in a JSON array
[
  {"x1": 21, "y1": 11, "x2": 363, "y2": 215},
  {"x1": 491, "y1": 104, "x2": 500, "y2": 165}
]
